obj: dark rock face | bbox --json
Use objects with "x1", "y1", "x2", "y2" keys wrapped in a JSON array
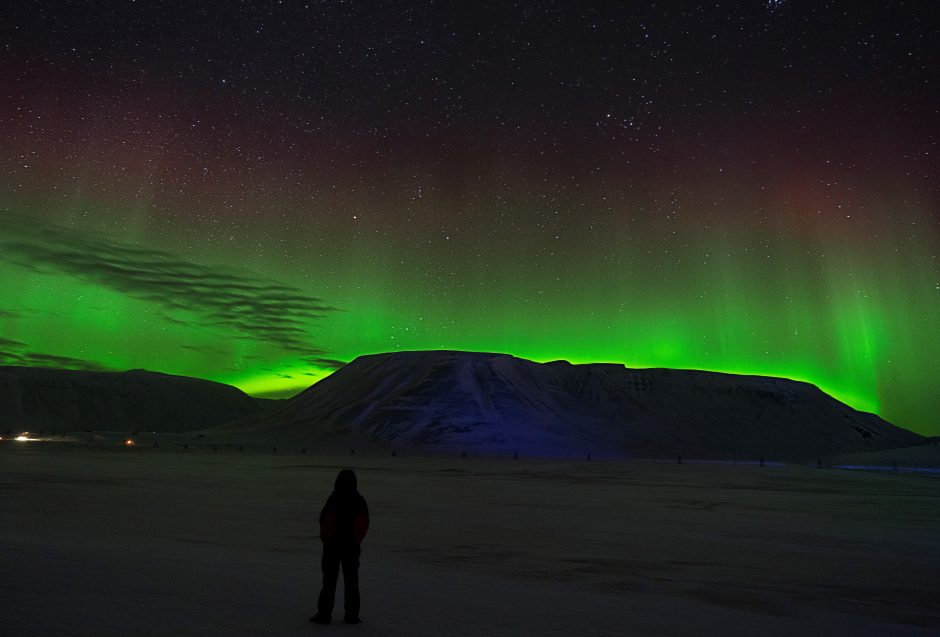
[
  {"x1": 0, "y1": 366, "x2": 264, "y2": 432},
  {"x1": 212, "y1": 351, "x2": 924, "y2": 460}
]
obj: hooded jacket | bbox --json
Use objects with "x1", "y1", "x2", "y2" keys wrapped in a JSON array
[{"x1": 319, "y1": 469, "x2": 369, "y2": 546}]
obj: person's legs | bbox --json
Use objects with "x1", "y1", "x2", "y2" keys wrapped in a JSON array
[
  {"x1": 316, "y1": 547, "x2": 341, "y2": 620},
  {"x1": 341, "y1": 545, "x2": 362, "y2": 621}
]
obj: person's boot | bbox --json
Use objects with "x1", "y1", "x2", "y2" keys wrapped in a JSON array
[{"x1": 310, "y1": 614, "x2": 331, "y2": 624}]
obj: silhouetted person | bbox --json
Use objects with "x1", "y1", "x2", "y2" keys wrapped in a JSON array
[{"x1": 312, "y1": 469, "x2": 369, "y2": 625}]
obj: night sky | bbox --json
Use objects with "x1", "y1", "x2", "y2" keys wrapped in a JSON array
[{"x1": 1, "y1": 2, "x2": 937, "y2": 435}]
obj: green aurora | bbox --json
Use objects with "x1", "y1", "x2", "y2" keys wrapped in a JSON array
[
  {"x1": 1, "y1": 2, "x2": 936, "y2": 436},
  {"x1": 1, "y1": 195, "x2": 937, "y2": 436}
]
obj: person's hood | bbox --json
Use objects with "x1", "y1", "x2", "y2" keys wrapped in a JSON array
[{"x1": 334, "y1": 469, "x2": 358, "y2": 494}]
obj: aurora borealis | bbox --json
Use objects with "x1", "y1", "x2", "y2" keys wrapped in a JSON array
[{"x1": 0, "y1": 3, "x2": 936, "y2": 435}]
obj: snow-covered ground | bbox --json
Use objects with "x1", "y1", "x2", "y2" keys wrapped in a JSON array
[{"x1": 2, "y1": 445, "x2": 938, "y2": 636}]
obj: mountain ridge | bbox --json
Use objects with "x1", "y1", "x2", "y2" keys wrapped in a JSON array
[
  {"x1": 0, "y1": 365, "x2": 265, "y2": 433},
  {"x1": 209, "y1": 350, "x2": 922, "y2": 459}
]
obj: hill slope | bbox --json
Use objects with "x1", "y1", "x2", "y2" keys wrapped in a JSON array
[
  {"x1": 211, "y1": 351, "x2": 922, "y2": 459},
  {"x1": 0, "y1": 366, "x2": 264, "y2": 433}
]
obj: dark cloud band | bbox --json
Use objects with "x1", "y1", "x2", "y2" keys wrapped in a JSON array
[
  {"x1": 0, "y1": 215, "x2": 338, "y2": 353},
  {"x1": 0, "y1": 335, "x2": 111, "y2": 371}
]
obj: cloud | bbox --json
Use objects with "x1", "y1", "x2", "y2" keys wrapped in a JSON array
[
  {"x1": 0, "y1": 214, "x2": 339, "y2": 353},
  {"x1": 0, "y1": 336, "x2": 28, "y2": 352},
  {"x1": 17, "y1": 353, "x2": 112, "y2": 371},
  {"x1": 180, "y1": 343, "x2": 232, "y2": 356},
  {"x1": 0, "y1": 336, "x2": 111, "y2": 371},
  {"x1": 301, "y1": 356, "x2": 348, "y2": 370}
]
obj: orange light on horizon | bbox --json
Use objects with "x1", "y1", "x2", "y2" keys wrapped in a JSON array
[{"x1": 124, "y1": 439, "x2": 135, "y2": 446}]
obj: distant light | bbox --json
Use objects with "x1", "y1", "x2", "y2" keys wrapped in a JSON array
[
  {"x1": 15, "y1": 436, "x2": 30, "y2": 441},
  {"x1": 124, "y1": 439, "x2": 135, "y2": 446}
]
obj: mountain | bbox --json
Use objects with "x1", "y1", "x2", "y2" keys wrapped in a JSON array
[
  {"x1": 0, "y1": 366, "x2": 265, "y2": 433},
  {"x1": 208, "y1": 351, "x2": 923, "y2": 459}
]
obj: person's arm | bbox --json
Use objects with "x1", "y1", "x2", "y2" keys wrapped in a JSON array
[
  {"x1": 353, "y1": 497, "x2": 370, "y2": 544},
  {"x1": 319, "y1": 498, "x2": 336, "y2": 544}
]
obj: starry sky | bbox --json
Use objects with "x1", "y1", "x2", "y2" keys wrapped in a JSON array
[{"x1": 1, "y1": 2, "x2": 937, "y2": 435}]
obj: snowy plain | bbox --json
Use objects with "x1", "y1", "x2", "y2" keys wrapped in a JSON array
[{"x1": 2, "y1": 444, "x2": 938, "y2": 636}]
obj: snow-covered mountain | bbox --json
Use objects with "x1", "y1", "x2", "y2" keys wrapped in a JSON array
[
  {"x1": 0, "y1": 366, "x2": 264, "y2": 433},
  {"x1": 210, "y1": 351, "x2": 923, "y2": 459}
]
